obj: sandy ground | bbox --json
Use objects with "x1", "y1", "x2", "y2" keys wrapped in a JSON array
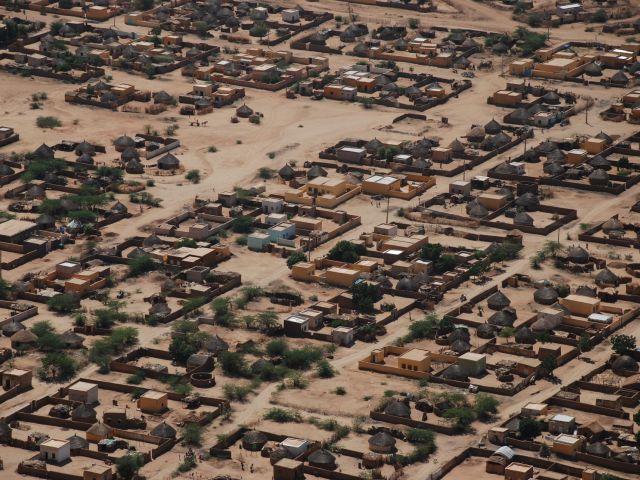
[{"x1": 1, "y1": 1, "x2": 640, "y2": 479}]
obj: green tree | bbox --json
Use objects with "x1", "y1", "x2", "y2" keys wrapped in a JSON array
[
  {"x1": 592, "y1": 9, "x2": 608, "y2": 22},
  {"x1": 611, "y1": 334, "x2": 636, "y2": 355},
  {"x1": 47, "y1": 293, "x2": 80, "y2": 313},
  {"x1": 420, "y1": 243, "x2": 443, "y2": 262},
  {"x1": 317, "y1": 359, "x2": 336, "y2": 378},
  {"x1": 231, "y1": 216, "x2": 254, "y2": 234},
  {"x1": 498, "y1": 327, "x2": 516, "y2": 343},
  {"x1": 38, "y1": 352, "x2": 77, "y2": 381},
  {"x1": 351, "y1": 281, "x2": 381, "y2": 314},
  {"x1": 443, "y1": 407, "x2": 475, "y2": 432},
  {"x1": 116, "y1": 453, "x2": 145, "y2": 480},
  {"x1": 182, "y1": 423, "x2": 202, "y2": 446},
  {"x1": 287, "y1": 251, "x2": 307, "y2": 269},
  {"x1": 327, "y1": 240, "x2": 366, "y2": 263},
  {"x1": 219, "y1": 351, "x2": 247, "y2": 376},
  {"x1": 128, "y1": 254, "x2": 157, "y2": 277},
  {"x1": 519, "y1": 417, "x2": 542, "y2": 440}
]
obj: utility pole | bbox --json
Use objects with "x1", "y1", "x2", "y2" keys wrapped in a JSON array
[{"x1": 386, "y1": 195, "x2": 390, "y2": 224}]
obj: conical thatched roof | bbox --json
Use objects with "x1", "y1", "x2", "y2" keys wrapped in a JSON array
[
  {"x1": 111, "y1": 201, "x2": 128, "y2": 215},
  {"x1": 610, "y1": 70, "x2": 629, "y2": 84},
  {"x1": 495, "y1": 163, "x2": 518, "y2": 175},
  {"x1": 67, "y1": 434, "x2": 89, "y2": 450},
  {"x1": 476, "y1": 323, "x2": 496, "y2": 339},
  {"x1": 588, "y1": 155, "x2": 610, "y2": 171},
  {"x1": 75, "y1": 141, "x2": 95, "y2": 156},
  {"x1": 487, "y1": 291, "x2": 511, "y2": 310},
  {"x1": 542, "y1": 91, "x2": 560, "y2": 104},
  {"x1": 514, "y1": 211, "x2": 533, "y2": 226},
  {"x1": 467, "y1": 200, "x2": 489, "y2": 219},
  {"x1": 36, "y1": 214, "x2": 55, "y2": 229},
  {"x1": 595, "y1": 131, "x2": 613, "y2": 144},
  {"x1": 450, "y1": 339, "x2": 471, "y2": 354},
  {"x1": 492, "y1": 42, "x2": 508, "y2": 54},
  {"x1": 484, "y1": 119, "x2": 502, "y2": 135},
  {"x1": 157, "y1": 153, "x2": 180, "y2": 170},
  {"x1": 204, "y1": 335, "x2": 229, "y2": 354},
  {"x1": 25, "y1": 185, "x2": 45, "y2": 200},
  {"x1": 125, "y1": 159, "x2": 144, "y2": 174},
  {"x1": 514, "y1": 327, "x2": 536, "y2": 344},
  {"x1": 466, "y1": 126, "x2": 485, "y2": 141},
  {"x1": 595, "y1": 268, "x2": 619, "y2": 286},
  {"x1": 544, "y1": 161, "x2": 564, "y2": 176},
  {"x1": 0, "y1": 163, "x2": 15, "y2": 176},
  {"x1": 2, "y1": 320, "x2": 25, "y2": 336},
  {"x1": 586, "y1": 442, "x2": 610, "y2": 457},
  {"x1": 11, "y1": 329, "x2": 37, "y2": 344},
  {"x1": 567, "y1": 246, "x2": 589, "y2": 264},
  {"x1": 369, "y1": 431, "x2": 396, "y2": 448},
  {"x1": 278, "y1": 164, "x2": 295, "y2": 180},
  {"x1": 575, "y1": 285, "x2": 597, "y2": 297},
  {"x1": 86, "y1": 422, "x2": 112, "y2": 438},
  {"x1": 584, "y1": 62, "x2": 602, "y2": 77},
  {"x1": 601, "y1": 217, "x2": 623, "y2": 234},
  {"x1": 143, "y1": 234, "x2": 162, "y2": 247},
  {"x1": 384, "y1": 401, "x2": 411, "y2": 418},
  {"x1": 589, "y1": 169, "x2": 609, "y2": 186},
  {"x1": 365, "y1": 138, "x2": 383, "y2": 153},
  {"x1": 488, "y1": 309, "x2": 516, "y2": 327},
  {"x1": 515, "y1": 192, "x2": 539, "y2": 211},
  {"x1": 534, "y1": 286, "x2": 558, "y2": 305},
  {"x1": 71, "y1": 403, "x2": 96, "y2": 421},
  {"x1": 150, "y1": 421, "x2": 176, "y2": 438},
  {"x1": 531, "y1": 315, "x2": 561, "y2": 333},
  {"x1": 60, "y1": 330, "x2": 84, "y2": 348},
  {"x1": 308, "y1": 449, "x2": 337, "y2": 469},
  {"x1": 546, "y1": 149, "x2": 565, "y2": 164},
  {"x1": 242, "y1": 430, "x2": 268, "y2": 450},
  {"x1": 34, "y1": 143, "x2": 54, "y2": 159},
  {"x1": 448, "y1": 138, "x2": 465, "y2": 153},
  {"x1": 536, "y1": 140, "x2": 558, "y2": 154},
  {"x1": 522, "y1": 149, "x2": 540, "y2": 163},
  {"x1": 153, "y1": 90, "x2": 173, "y2": 104},
  {"x1": 307, "y1": 164, "x2": 327, "y2": 180},
  {"x1": 236, "y1": 104, "x2": 253, "y2": 117},
  {"x1": 121, "y1": 146, "x2": 139, "y2": 161}
]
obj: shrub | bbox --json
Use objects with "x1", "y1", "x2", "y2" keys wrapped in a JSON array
[
  {"x1": 527, "y1": 12, "x2": 543, "y2": 27},
  {"x1": 592, "y1": 9, "x2": 607, "y2": 22},
  {"x1": 266, "y1": 338, "x2": 289, "y2": 357},
  {"x1": 185, "y1": 169, "x2": 201, "y2": 184},
  {"x1": 406, "y1": 428, "x2": 436, "y2": 445},
  {"x1": 258, "y1": 167, "x2": 275, "y2": 180},
  {"x1": 127, "y1": 372, "x2": 145, "y2": 385},
  {"x1": 264, "y1": 407, "x2": 302, "y2": 423},
  {"x1": 223, "y1": 383, "x2": 254, "y2": 402},
  {"x1": 334, "y1": 386, "x2": 347, "y2": 395},
  {"x1": 219, "y1": 351, "x2": 247, "y2": 376},
  {"x1": 408, "y1": 18, "x2": 420, "y2": 29},
  {"x1": 474, "y1": 394, "x2": 499, "y2": 421},
  {"x1": 317, "y1": 359, "x2": 336, "y2": 378},
  {"x1": 443, "y1": 407, "x2": 475, "y2": 431},
  {"x1": 282, "y1": 346, "x2": 323, "y2": 370},
  {"x1": 36, "y1": 116, "x2": 62, "y2": 129}
]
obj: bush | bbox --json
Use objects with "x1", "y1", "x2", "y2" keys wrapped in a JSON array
[
  {"x1": 334, "y1": 386, "x2": 347, "y2": 395},
  {"x1": 36, "y1": 116, "x2": 62, "y2": 129},
  {"x1": 223, "y1": 383, "x2": 254, "y2": 402},
  {"x1": 474, "y1": 394, "x2": 499, "y2": 421},
  {"x1": 185, "y1": 169, "x2": 201, "y2": 184},
  {"x1": 282, "y1": 346, "x2": 323, "y2": 370},
  {"x1": 527, "y1": 12, "x2": 543, "y2": 27},
  {"x1": 406, "y1": 428, "x2": 436, "y2": 445},
  {"x1": 408, "y1": 18, "x2": 420, "y2": 29},
  {"x1": 127, "y1": 372, "x2": 145, "y2": 385},
  {"x1": 264, "y1": 407, "x2": 302, "y2": 423},
  {"x1": 47, "y1": 293, "x2": 80, "y2": 313},
  {"x1": 258, "y1": 167, "x2": 275, "y2": 180},
  {"x1": 266, "y1": 338, "x2": 289, "y2": 357},
  {"x1": 128, "y1": 254, "x2": 157, "y2": 277},
  {"x1": 317, "y1": 359, "x2": 336, "y2": 378}
]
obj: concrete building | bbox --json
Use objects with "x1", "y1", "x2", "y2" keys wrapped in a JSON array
[
  {"x1": 283, "y1": 314, "x2": 310, "y2": 337},
  {"x1": 40, "y1": 439, "x2": 71, "y2": 464},
  {"x1": 83, "y1": 465, "x2": 113, "y2": 480},
  {"x1": 457, "y1": 352, "x2": 487, "y2": 376},
  {"x1": 332, "y1": 326, "x2": 355, "y2": 346},
  {"x1": 398, "y1": 349, "x2": 431, "y2": 372},
  {"x1": 336, "y1": 146, "x2": 366, "y2": 163},
  {"x1": 247, "y1": 233, "x2": 271, "y2": 252},
  {"x1": 138, "y1": 391, "x2": 168, "y2": 413},
  {"x1": 1, "y1": 368, "x2": 32, "y2": 390},
  {"x1": 521, "y1": 403, "x2": 548, "y2": 417},
  {"x1": 560, "y1": 294, "x2": 601, "y2": 316},
  {"x1": 68, "y1": 382, "x2": 99, "y2": 404},
  {"x1": 268, "y1": 222, "x2": 296, "y2": 243},
  {"x1": 505, "y1": 462, "x2": 533, "y2": 480},
  {"x1": 551, "y1": 434, "x2": 583, "y2": 457},
  {"x1": 549, "y1": 414, "x2": 576, "y2": 435},
  {"x1": 449, "y1": 180, "x2": 472, "y2": 197},
  {"x1": 325, "y1": 267, "x2": 361, "y2": 288},
  {"x1": 0, "y1": 219, "x2": 38, "y2": 243}
]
